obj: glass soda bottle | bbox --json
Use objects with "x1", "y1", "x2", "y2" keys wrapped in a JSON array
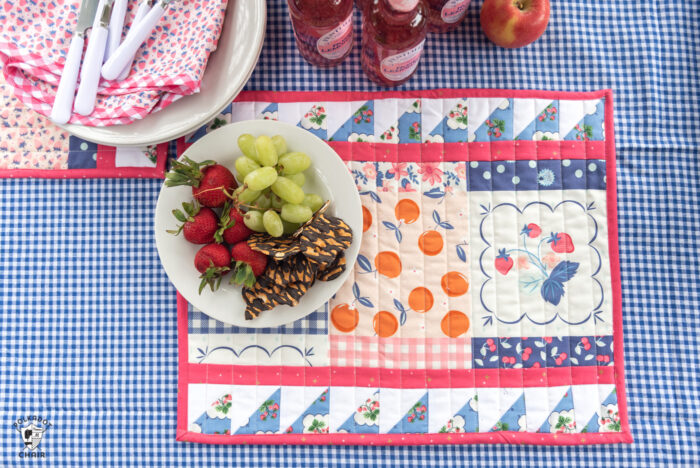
[
  {"x1": 361, "y1": 0, "x2": 428, "y2": 87},
  {"x1": 287, "y1": 0, "x2": 354, "y2": 68},
  {"x1": 424, "y1": 0, "x2": 470, "y2": 32}
]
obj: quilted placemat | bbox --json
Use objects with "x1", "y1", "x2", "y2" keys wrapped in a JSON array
[
  {"x1": 0, "y1": 71, "x2": 170, "y2": 178},
  {"x1": 176, "y1": 89, "x2": 631, "y2": 445}
]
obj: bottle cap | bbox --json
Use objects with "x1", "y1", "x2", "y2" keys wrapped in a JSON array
[{"x1": 387, "y1": 0, "x2": 419, "y2": 12}]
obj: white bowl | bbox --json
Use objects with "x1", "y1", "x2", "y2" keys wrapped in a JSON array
[
  {"x1": 154, "y1": 120, "x2": 362, "y2": 328},
  {"x1": 60, "y1": 0, "x2": 266, "y2": 147}
]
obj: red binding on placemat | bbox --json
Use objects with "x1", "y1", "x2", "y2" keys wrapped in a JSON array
[{"x1": 175, "y1": 89, "x2": 632, "y2": 445}]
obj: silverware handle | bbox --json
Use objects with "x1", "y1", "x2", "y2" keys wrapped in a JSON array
[
  {"x1": 74, "y1": 24, "x2": 109, "y2": 116},
  {"x1": 106, "y1": 0, "x2": 129, "y2": 60},
  {"x1": 101, "y1": 1, "x2": 166, "y2": 81},
  {"x1": 116, "y1": 0, "x2": 153, "y2": 81},
  {"x1": 50, "y1": 33, "x2": 85, "y2": 124}
]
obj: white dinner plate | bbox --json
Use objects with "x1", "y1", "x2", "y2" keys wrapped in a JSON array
[
  {"x1": 60, "y1": 0, "x2": 266, "y2": 147},
  {"x1": 154, "y1": 120, "x2": 362, "y2": 328}
]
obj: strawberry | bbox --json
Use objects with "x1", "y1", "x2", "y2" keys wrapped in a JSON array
[
  {"x1": 494, "y1": 248, "x2": 513, "y2": 275},
  {"x1": 520, "y1": 223, "x2": 541, "y2": 238},
  {"x1": 194, "y1": 244, "x2": 231, "y2": 293},
  {"x1": 229, "y1": 242, "x2": 268, "y2": 287},
  {"x1": 165, "y1": 156, "x2": 237, "y2": 207},
  {"x1": 167, "y1": 201, "x2": 218, "y2": 244},
  {"x1": 215, "y1": 203, "x2": 252, "y2": 245},
  {"x1": 547, "y1": 232, "x2": 574, "y2": 253}
]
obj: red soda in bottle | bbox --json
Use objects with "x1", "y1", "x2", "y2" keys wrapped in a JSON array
[
  {"x1": 361, "y1": 0, "x2": 428, "y2": 87},
  {"x1": 424, "y1": 0, "x2": 470, "y2": 32},
  {"x1": 287, "y1": 0, "x2": 354, "y2": 68}
]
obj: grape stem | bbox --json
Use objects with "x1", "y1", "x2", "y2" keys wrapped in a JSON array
[{"x1": 224, "y1": 187, "x2": 282, "y2": 214}]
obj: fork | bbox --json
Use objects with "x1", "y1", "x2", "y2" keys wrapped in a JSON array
[{"x1": 101, "y1": 0, "x2": 176, "y2": 81}]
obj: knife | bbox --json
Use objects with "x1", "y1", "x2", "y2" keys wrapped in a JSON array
[
  {"x1": 116, "y1": 0, "x2": 154, "y2": 81},
  {"x1": 106, "y1": 0, "x2": 128, "y2": 62},
  {"x1": 49, "y1": 0, "x2": 99, "y2": 124},
  {"x1": 74, "y1": 0, "x2": 114, "y2": 116},
  {"x1": 101, "y1": 0, "x2": 174, "y2": 81}
]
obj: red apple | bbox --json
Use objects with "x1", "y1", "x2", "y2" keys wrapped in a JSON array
[{"x1": 480, "y1": 0, "x2": 550, "y2": 48}]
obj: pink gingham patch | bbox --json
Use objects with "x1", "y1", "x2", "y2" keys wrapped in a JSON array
[{"x1": 0, "y1": 0, "x2": 227, "y2": 126}]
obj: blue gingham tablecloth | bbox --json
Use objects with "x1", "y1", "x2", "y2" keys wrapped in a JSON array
[{"x1": 1, "y1": 0, "x2": 698, "y2": 466}]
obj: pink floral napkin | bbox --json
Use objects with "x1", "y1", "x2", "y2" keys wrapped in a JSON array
[{"x1": 0, "y1": 0, "x2": 228, "y2": 126}]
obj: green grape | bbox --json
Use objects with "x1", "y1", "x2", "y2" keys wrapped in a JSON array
[
  {"x1": 263, "y1": 209, "x2": 284, "y2": 237},
  {"x1": 243, "y1": 210, "x2": 266, "y2": 232},
  {"x1": 254, "y1": 192, "x2": 272, "y2": 210},
  {"x1": 254, "y1": 135, "x2": 278, "y2": 167},
  {"x1": 234, "y1": 186, "x2": 261, "y2": 204},
  {"x1": 281, "y1": 204, "x2": 313, "y2": 224},
  {"x1": 282, "y1": 220, "x2": 301, "y2": 235},
  {"x1": 237, "y1": 134, "x2": 259, "y2": 163},
  {"x1": 287, "y1": 172, "x2": 305, "y2": 187},
  {"x1": 302, "y1": 193, "x2": 325, "y2": 212},
  {"x1": 278, "y1": 152, "x2": 311, "y2": 175},
  {"x1": 234, "y1": 156, "x2": 260, "y2": 180},
  {"x1": 271, "y1": 194, "x2": 284, "y2": 210},
  {"x1": 271, "y1": 176, "x2": 305, "y2": 204},
  {"x1": 271, "y1": 135, "x2": 287, "y2": 156},
  {"x1": 244, "y1": 166, "x2": 278, "y2": 191}
]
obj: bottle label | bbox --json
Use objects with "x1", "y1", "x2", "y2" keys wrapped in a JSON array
[
  {"x1": 316, "y1": 13, "x2": 353, "y2": 60},
  {"x1": 380, "y1": 40, "x2": 425, "y2": 82},
  {"x1": 388, "y1": 0, "x2": 419, "y2": 11},
  {"x1": 441, "y1": 0, "x2": 470, "y2": 23}
]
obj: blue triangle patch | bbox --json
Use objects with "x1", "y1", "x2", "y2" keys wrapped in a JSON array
[
  {"x1": 192, "y1": 393, "x2": 233, "y2": 435},
  {"x1": 337, "y1": 389, "x2": 380, "y2": 433},
  {"x1": 397, "y1": 109, "x2": 421, "y2": 143},
  {"x1": 473, "y1": 99, "x2": 513, "y2": 141},
  {"x1": 429, "y1": 116, "x2": 469, "y2": 142},
  {"x1": 490, "y1": 393, "x2": 526, "y2": 432},
  {"x1": 283, "y1": 388, "x2": 329, "y2": 434},
  {"x1": 331, "y1": 101, "x2": 374, "y2": 141},
  {"x1": 517, "y1": 100, "x2": 560, "y2": 140},
  {"x1": 259, "y1": 102, "x2": 278, "y2": 119},
  {"x1": 437, "y1": 396, "x2": 478, "y2": 433},
  {"x1": 297, "y1": 104, "x2": 328, "y2": 140},
  {"x1": 602, "y1": 388, "x2": 618, "y2": 406},
  {"x1": 193, "y1": 412, "x2": 231, "y2": 435},
  {"x1": 564, "y1": 99, "x2": 605, "y2": 141},
  {"x1": 388, "y1": 392, "x2": 429, "y2": 434},
  {"x1": 235, "y1": 388, "x2": 281, "y2": 434},
  {"x1": 539, "y1": 387, "x2": 576, "y2": 433},
  {"x1": 582, "y1": 412, "x2": 600, "y2": 433}
]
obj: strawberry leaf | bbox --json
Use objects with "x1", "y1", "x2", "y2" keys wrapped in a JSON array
[
  {"x1": 182, "y1": 201, "x2": 199, "y2": 218},
  {"x1": 165, "y1": 156, "x2": 216, "y2": 188},
  {"x1": 198, "y1": 265, "x2": 231, "y2": 294},
  {"x1": 549, "y1": 261, "x2": 579, "y2": 283},
  {"x1": 166, "y1": 225, "x2": 184, "y2": 236},
  {"x1": 172, "y1": 209, "x2": 187, "y2": 223},
  {"x1": 214, "y1": 202, "x2": 236, "y2": 244},
  {"x1": 230, "y1": 262, "x2": 256, "y2": 288}
]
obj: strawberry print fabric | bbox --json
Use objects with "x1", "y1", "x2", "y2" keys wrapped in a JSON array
[
  {"x1": 0, "y1": 0, "x2": 228, "y2": 126},
  {"x1": 176, "y1": 90, "x2": 631, "y2": 446}
]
